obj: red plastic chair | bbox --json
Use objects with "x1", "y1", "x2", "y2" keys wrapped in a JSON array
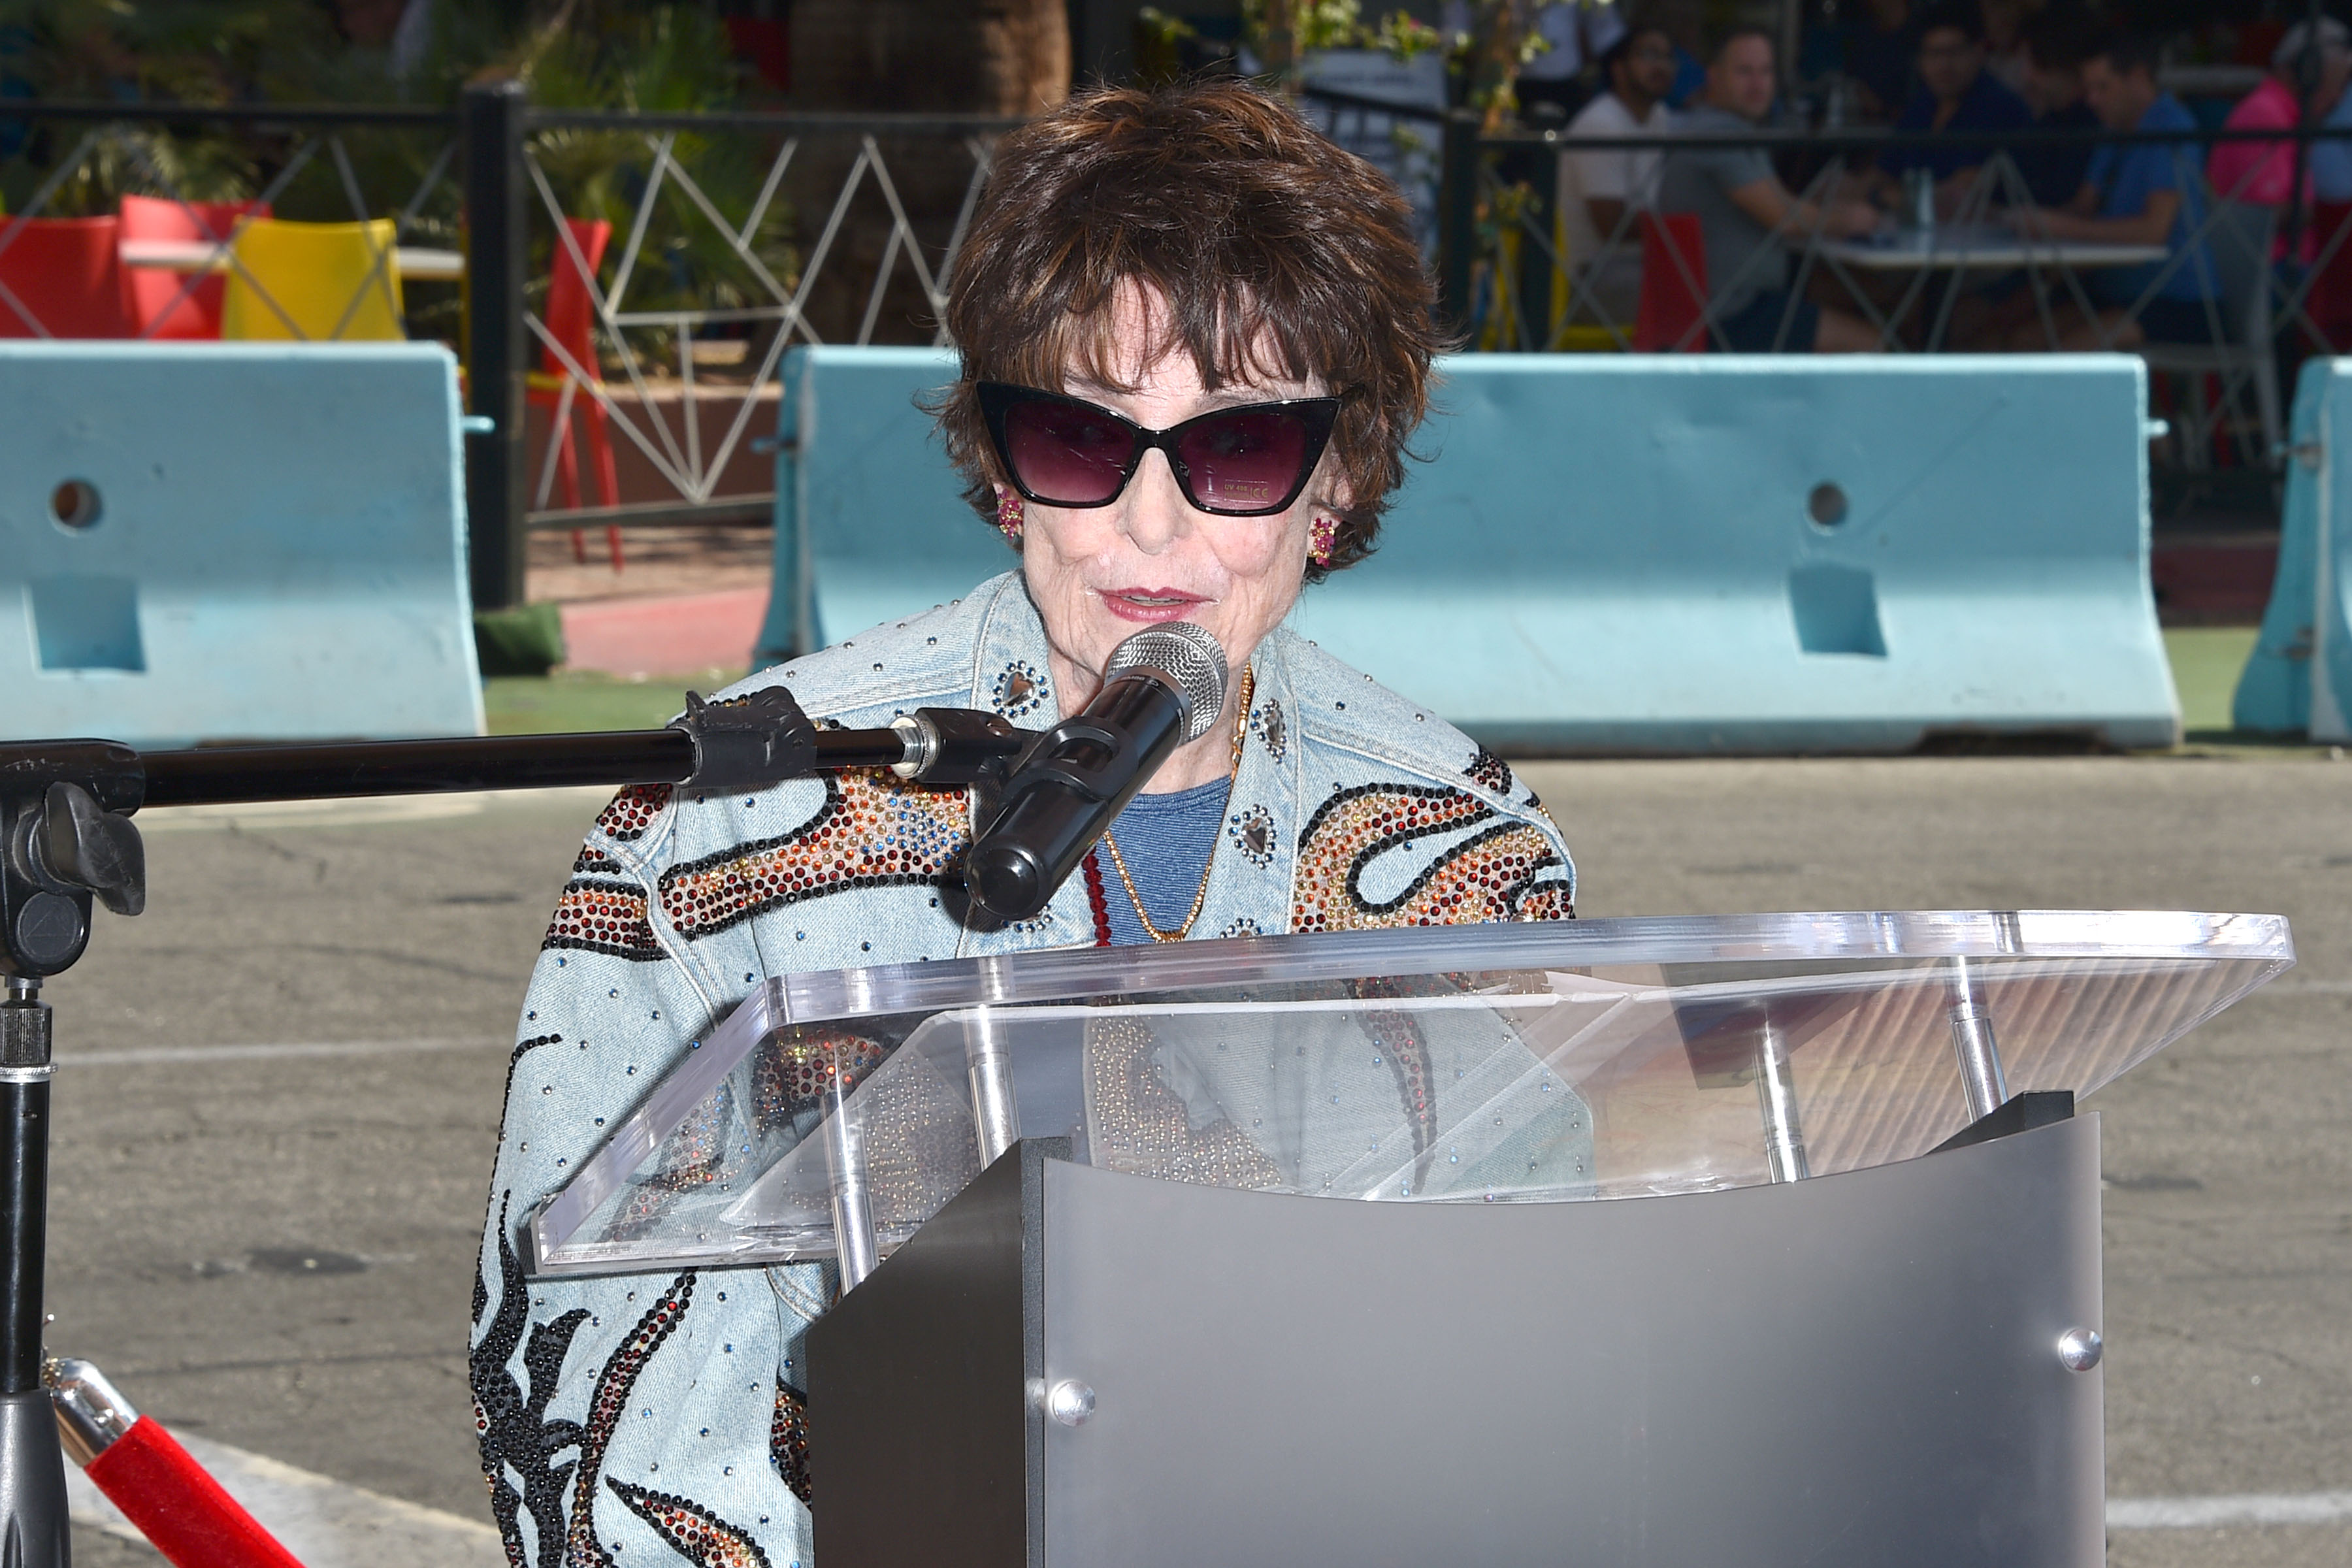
[
  {"x1": 119, "y1": 195, "x2": 272, "y2": 340},
  {"x1": 1634, "y1": 212, "x2": 1709, "y2": 353},
  {"x1": 527, "y1": 217, "x2": 623, "y2": 570},
  {"x1": 0, "y1": 216, "x2": 131, "y2": 338}
]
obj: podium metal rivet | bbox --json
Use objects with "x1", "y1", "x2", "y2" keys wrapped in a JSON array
[
  {"x1": 1047, "y1": 1379, "x2": 1095, "y2": 1426},
  {"x1": 2057, "y1": 1328, "x2": 2103, "y2": 1372}
]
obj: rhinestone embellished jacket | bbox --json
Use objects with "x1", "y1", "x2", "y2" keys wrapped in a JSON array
[{"x1": 471, "y1": 570, "x2": 1576, "y2": 1567}]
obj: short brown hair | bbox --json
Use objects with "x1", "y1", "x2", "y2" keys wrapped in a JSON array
[{"x1": 935, "y1": 80, "x2": 1441, "y2": 579}]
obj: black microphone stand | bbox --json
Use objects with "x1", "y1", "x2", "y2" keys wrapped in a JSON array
[{"x1": 0, "y1": 686, "x2": 1027, "y2": 1566}]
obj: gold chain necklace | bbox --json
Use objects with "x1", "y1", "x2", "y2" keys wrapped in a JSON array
[{"x1": 1101, "y1": 665, "x2": 1254, "y2": 943}]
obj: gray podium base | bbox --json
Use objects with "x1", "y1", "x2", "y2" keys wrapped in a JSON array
[{"x1": 811, "y1": 1117, "x2": 2104, "y2": 1568}]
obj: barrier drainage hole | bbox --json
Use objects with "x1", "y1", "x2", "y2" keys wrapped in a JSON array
[
  {"x1": 50, "y1": 480, "x2": 101, "y2": 530},
  {"x1": 1806, "y1": 482, "x2": 1848, "y2": 528}
]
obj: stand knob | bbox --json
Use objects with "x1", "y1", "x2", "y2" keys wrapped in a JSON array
[
  {"x1": 1045, "y1": 1379, "x2": 1094, "y2": 1427},
  {"x1": 40, "y1": 783, "x2": 144, "y2": 918}
]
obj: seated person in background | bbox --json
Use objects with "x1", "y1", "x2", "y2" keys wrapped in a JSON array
[
  {"x1": 2308, "y1": 66, "x2": 2352, "y2": 343},
  {"x1": 1560, "y1": 23, "x2": 1680, "y2": 321},
  {"x1": 1657, "y1": 28, "x2": 1882, "y2": 351},
  {"x1": 1650, "y1": 0, "x2": 1710, "y2": 108},
  {"x1": 1874, "y1": 0, "x2": 2033, "y2": 216},
  {"x1": 1980, "y1": 0, "x2": 2038, "y2": 93},
  {"x1": 2311, "y1": 30, "x2": 2352, "y2": 209},
  {"x1": 1995, "y1": 30, "x2": 2219, "y2": 348},
  {"x1": 2207, "y1": 18, "x2": 2350, "y2": 210},
  {"x1": 1840, "y1": 0, "x2": 1922, "y2": 121},
  {"x1": 2013, "y1": 3, "x2": 2101, "y2": 206}
]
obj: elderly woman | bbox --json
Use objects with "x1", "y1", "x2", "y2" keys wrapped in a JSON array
[{"x1": 471, "y1": 80, "x2": 1575, "y2": 1566}]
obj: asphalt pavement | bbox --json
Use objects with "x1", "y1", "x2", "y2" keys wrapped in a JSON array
[{"x1": 36, "y1": 755, "x2": 2351, "y2": 1565}]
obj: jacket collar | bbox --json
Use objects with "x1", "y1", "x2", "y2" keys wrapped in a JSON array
[{"x1": 951, "y1": 574, "x2": 1305, "y2": 955}]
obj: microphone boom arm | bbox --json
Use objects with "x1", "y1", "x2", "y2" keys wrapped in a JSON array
[{"x1": 0, "y1": 683, "x2": 1032, "y2": 1568}]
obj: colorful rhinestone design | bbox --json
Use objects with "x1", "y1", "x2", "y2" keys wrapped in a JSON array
[
  {"x1": 770, "y1": 1380, "x2": 813, "y2": 1507},
  {"x1": 1291, "y1": 783, "x2": 1575, "y2": 931},
  {"x1": 990, "y1": 659, "x2": 1051, "y2": 720},
  {"x1": 1249, "y1": 696, "x2": 1287, "y2": 762},
  {"x1": 751, "y1": 1030, "x2": 889, "y2": 1124},
  {"x1": 596, "y1": 783, "x2": 672, "y2": 843},
  {"x1": 544, "y1": 879, "x2": 664, "y2": 961},
  {"x1": 1228, "y1": 804, "x2": 1277, "y2": 867},
  {"x1": 1463, "y1": 747, "x2": 1518, "y2": 799},
  {"x1": 607, "y1": 1480, "x2": 772, "y2": 1568},
  {"x1": 658, "y1": 771, "x2": 969, "y2": 941}
]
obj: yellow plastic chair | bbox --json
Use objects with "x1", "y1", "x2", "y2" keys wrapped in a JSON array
[
  {"x1": 1549, "y1": 202, "x2": 1625, "y2": 353},
  {"x1": 220, "y1": 218, "x2": 404, "y2": 341}
]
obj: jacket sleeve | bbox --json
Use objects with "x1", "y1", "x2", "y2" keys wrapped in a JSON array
[{"x1": 470, "y1": 789, "x2": 819, "y2": 1568}]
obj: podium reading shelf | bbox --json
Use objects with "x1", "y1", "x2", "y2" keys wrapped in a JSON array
[{"x1": 528, "y1": 911, "x2": 2291, "y2": 1567}]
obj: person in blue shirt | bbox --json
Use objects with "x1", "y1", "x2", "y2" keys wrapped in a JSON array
[
  {"x1": 2310, "y1": 43, "x2": 2352, "y2": 205},
  {"x1": 2012, "y1": 4, "x2": 2103, "y2": 208},
  {"x1": 1873, "y1": 0, "x2": 2033, "y2": 213},
  {"x1": 1995, "y1": 29, "x2": 2220, "y2": 347}
]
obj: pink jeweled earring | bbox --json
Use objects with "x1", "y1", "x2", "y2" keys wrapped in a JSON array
[
  {"x1": 994, "y1": 483, "x2": 1024, "y2": 545},
  {"x1": 1308, "y1": 515, "x2": 1339, "y2": 568}
]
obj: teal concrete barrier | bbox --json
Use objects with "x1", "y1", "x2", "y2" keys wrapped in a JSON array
[
  {"x1": 757, "y1": 346, "x2": 1001, "y2": 662},
  {"x1": 764, "y1": 350, "x2": 2178, "y2": 753},
  {"x1": 0, "y1": 343, "x2": 483, "y2": 749},
  {"x1": 2234, "y1": 359, "x2": 2341, "y2": 737}
]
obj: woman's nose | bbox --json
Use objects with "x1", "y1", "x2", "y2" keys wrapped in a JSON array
[{"x1": 1120, "y1": 448, "x2": 1193, "y2": 554}]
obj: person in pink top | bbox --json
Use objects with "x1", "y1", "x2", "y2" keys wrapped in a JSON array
[{"x1": 2208, "y1": 18, "x2": 2351, "y2": 210}]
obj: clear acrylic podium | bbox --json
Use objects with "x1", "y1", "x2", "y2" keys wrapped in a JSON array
[{"x1": 529, "y1": 911, "x2": 2292, "y2": 1567}]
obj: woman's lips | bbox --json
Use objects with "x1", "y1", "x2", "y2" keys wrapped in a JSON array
[{"x1": 1097, "y1": 586, "x2": 1207, "y2": 623}]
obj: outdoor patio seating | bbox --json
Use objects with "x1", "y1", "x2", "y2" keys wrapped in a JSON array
[
  {"x1": 118, "y1": 194, "x2": 271, "y2": 340},
  {"x1": 527, "y1": 216, "x2": 624, "y2": 571},
  {"x1": 2138, "y1": 198, "x2": 2283, "y2": 470},
  {"x1": 0, "y1": 215, "x2": 131, "y2": 338},
  {"x1": 1635, "y1": 212, "x2": 1708, "y2": 352},
  {"x1": 219, "y1": 216, "x2": 403, "y2": 342}
]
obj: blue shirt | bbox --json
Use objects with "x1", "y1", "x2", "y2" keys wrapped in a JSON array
[
  {"x1": 1096, "y1": 778, "x2": 1230, "y2": 944},
  {"x1": 1881, "y1": 70, "x2": 2033, "y2": 181},
  {"x1": 1665, "y1": 46, "x2": 1706, "y2": 110},
  {"x1": 2083, "y1": 93, "x2": 2218, "y2": 306},
  {"x1": 2311, "y1": 87, "x2": 2352, "y2": 204},
  {"x1": 2017, "y1": 98, "x2": 2100, "y2": 208}
]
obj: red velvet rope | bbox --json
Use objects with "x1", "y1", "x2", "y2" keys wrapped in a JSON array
[{"x1": 84, "y1": 1418, "x2": 306, "y2": 1568}]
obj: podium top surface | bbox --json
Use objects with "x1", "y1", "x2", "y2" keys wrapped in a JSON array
[{"x1": 529, "y1": 911, "x2": 2291, "y2": 1278}]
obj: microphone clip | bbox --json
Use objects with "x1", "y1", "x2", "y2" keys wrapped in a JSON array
[
  {"x1": 670, "y1": 687, "x2": 819, "y2": 794},
  {"x1": 987, "y1": 717, "x2": 1122, "y2": 813}
]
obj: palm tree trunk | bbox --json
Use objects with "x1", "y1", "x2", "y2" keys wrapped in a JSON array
[{"x1": 788, "y1": 0, "x2": 1070, "y2": 344}]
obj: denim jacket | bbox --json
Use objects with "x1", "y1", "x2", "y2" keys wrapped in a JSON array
[{"x1": 471, "y1": 570, "x2": 1575, "y2": 1567}]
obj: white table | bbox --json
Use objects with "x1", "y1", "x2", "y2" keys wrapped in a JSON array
[
  {"x1": 1810, "y1": 223, "x2": 2170, "y2": 350},
  {"x1": 1814, "y1": 223, "x2": 2168, "y2": 272},
  {"x1": 119, "y1": 238, "x2": 465, "y2": 280}
]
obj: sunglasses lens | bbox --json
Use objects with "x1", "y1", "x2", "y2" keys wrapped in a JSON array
[
  {"x1": 1003, "y1": 399, "x2": 1134, "y2": 505},
  {"x1": 1175, "y1": 408, "x2": 1311, "y2": 513}
]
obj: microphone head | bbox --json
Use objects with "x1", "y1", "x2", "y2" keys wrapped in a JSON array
[{"x1": 1101, "y1": 621, "x2": 1228, "y2": 743}]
